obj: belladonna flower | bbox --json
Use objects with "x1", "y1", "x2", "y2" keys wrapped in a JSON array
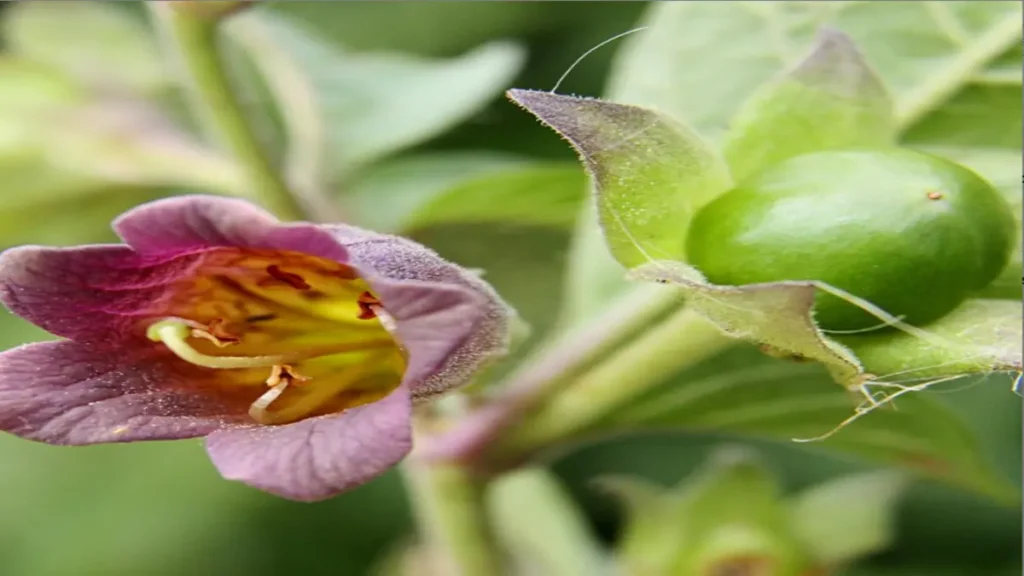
[{"x1": 0, "y1": 196, "x2": 511, "y2": 501}]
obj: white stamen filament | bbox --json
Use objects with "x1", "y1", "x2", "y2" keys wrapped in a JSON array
[
  {"x1": 149, "y1": 320, "x2": 298, "y2": 369},
  {"x1": 146, "y1": 319, "x2": 394, "y2": 370},
  {"x1": 249, "y1": 381, "x2": 290, "y2": 424}
]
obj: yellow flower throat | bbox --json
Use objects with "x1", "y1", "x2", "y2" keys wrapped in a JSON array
[{"x1": 145, "y1": 249, "x2": 406, "y2": 426}]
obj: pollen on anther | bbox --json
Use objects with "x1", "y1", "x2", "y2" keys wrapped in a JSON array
[
  {"x1": 357, "y1": 291, "x2": 382, "y2": 320},
  {"x1": 190, "y1": 319, "x2": 240, "y2": 347},
  {"x1": 266, "y1": 364, "x2": 310, "y2": 387}
]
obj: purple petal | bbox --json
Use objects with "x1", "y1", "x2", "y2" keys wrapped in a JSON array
[
  {"x1": 117, "y1": 197, "x2": 512, "y2": 397},
  {"x1": 1, "y1": 195, "x2": 512, "y2": 461},
  {"x1": 114, "y1": 195, "x2": 349, "y2": 262},
  {"x1": 330, "y1": 225, "x2": 511, "y2": 399},
  {"x1": 0, "y1": 196, "x2": 351, "y2": 343},
  {"x1": 0, "y1": 340, "x2": 247, "y2": 444},
  {"x1": 205, "y1": 385, "x2": 413, "y2": 501},
  {"x1": 0, "y1": 245, "x2": 200, "y2": 342}
]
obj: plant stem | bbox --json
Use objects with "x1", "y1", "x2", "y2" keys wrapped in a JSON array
[
  {"x1": 226, "y1": 17, "x2": 344, "y2": 222},
  {"x1": 495, "y1": 305, "x2": 735, "y2": 458},
  {"x1": 420, "y1": 282, "x2": 683, "y2": 462},
  {"x1": 896, "y1": 14, "x2": 1022, "y2": 130},
  {"x1": 148, "y1": 3, "x2": 306, "y2": 221},
  {"x1": 489, "y1": 468, "x2": 606, "y2": 575},
  {"x1": 401, "y1": 459, "x2": 504, "y2": 576}
]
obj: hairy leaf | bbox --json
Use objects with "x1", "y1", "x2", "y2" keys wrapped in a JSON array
[
  {"x1": 608, "y1": 348, "x2": 1016, "y2": 502},
  {"x1": 836, "y1": 299, "x2": 1023, "y2": 384},
  {"x1": 508, "y1": 90, "x2": 732, "y2": 268},
  {"x1": 723, "y1": 28, "x2": 895, "y2": 181},
  {"x1": 562, "y1": 1, "x2": 1021, "y2": 330},
  {"x1": 628, "y1": 261, "x2": 864, "y2": 385},
  {"x1": 608, "y1": 2, "x2": 1022, "y2": 136}
]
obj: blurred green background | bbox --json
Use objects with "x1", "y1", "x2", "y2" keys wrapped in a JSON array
[{"x1": 0, "y1": 2, "x2": 1019, "y2": 575}]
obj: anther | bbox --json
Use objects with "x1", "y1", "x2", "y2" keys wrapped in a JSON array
[
  {"x1": 250, "y1": 364, "x2": 312, "y2": 424},
  {"x1": 190, "y1": 318, "x2": 239, "y2": 348},
  {"x1": 357, "y1": 291, "x2": 382, "y2": 320},
  {"x1": 265, "y1": 265, "x2": 311, "y2": 290},
  {"x1": 265, "y1": 364, "x2": 310, "y2": 387},
  {"x1": 357, "y1": 291, "x2": 399, "y2": 338}
]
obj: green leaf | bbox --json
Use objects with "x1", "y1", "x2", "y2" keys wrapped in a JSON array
[
  {"x1": 606, "y1": 2, "x2": 1022, "y2": 137},
  {"x1": 903, "y1": 83, "x2": 1023, "y2": 149},
  {"x1": 974, "y1": 42, "x2": 1023, "y2": 85},
  {"x1": 562, "y1": 1, "x2": 1020, "y2": 329},
  {"x1": 628, "y1": 261, "x2": 1021, "y2": 418},
  {"x1": 3, "y1": 0, "x2": 167, "y2": 94},
  {"x1": 671, "y1": 448, "x2": 807, "y2": 575},
  {"x1": 628, "y1": 261, "x2": 865, "y2": 385},
  {"x1": 344, "y1": 152, "x2": 532, "y2": 233},
  {"x1": 598, "y1": 476, "x2": 684, "y2": 575},
  {"x1": 723, "y1": 28, "x2": 896, "y2": 181},
  {"x1": 268, "y1": 1, "x2": 554, "y2": 56},
  {"x1": 507, "y1": 89, "x2": 732, "y2": 269},
  {"x1": 605, "y1": 448, "x2": 811, "y2": 576},
  {"x1": 488, "y1": 468, "x2": 607, "y2": 576},
  {"x1": 405, "y1": 163, "x2": 586, "y2": 232},
  {"x1": 789, "y1": 470, "x2": 909, "y2": 566},
  {"x1": 836, "y1": 299, "x2": 1023, "y2": 384},
  {"x1": 228, "y1": 12, "x2": 525, "y2": 175},
  {"x1": 903, "y1": 31, "x2": 1021, "y2": 150},
  {"x1": 607, "y1": 347, "x2": 1017, "y2": 503}
]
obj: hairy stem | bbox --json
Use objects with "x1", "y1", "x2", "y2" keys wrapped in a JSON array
[
  {"x1": 401, "y1": 459, "x2": 505, "y2": 576},
  {"x1": 148, "y1": 3, "x2": 306, "y2": 221},
  {"x1": 420, "y1": 283, "x2": 683, "y2": 463},
  {"x1": 494, "y1": 305, "x2": 734, "y2": 459}
]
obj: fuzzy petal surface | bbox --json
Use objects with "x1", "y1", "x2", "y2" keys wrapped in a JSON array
[
  {"x1": 206, "y1": 384, "x2": 413, "y2": 501},
  {"x1": 0, "y1": 340, "x2": 248, "y2": 444},
  {"x1": 0, "y1": 195, "x2": 512, "y2": 500}
]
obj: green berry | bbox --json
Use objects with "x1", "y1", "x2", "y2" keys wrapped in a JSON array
[{"x1": 686, "y1": 149, "x2": 1015, "y2": 331}]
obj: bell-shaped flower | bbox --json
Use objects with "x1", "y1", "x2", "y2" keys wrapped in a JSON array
[{"x1": 0, "y1": 196, "x2": 511, "y2": 501}]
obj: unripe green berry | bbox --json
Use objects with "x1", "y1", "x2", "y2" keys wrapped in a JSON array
[{"x1": 686, "y1": 149, "x2": 1015, "y2": 331}]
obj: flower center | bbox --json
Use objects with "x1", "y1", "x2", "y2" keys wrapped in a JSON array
[{"x1": 145, "y1": 249, "x2": 405, "y2": 425}]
